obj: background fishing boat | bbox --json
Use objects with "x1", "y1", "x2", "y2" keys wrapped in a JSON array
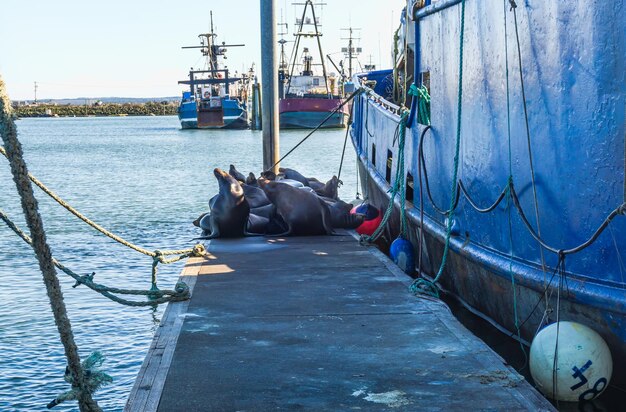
[
  {"x1": 279, "y1": 0, "x2": 348, "y2": 129},
  {"x1": 177, "y1": 12, "x2": 253, "y2": 129},
  {"x1": 350, "y1": 0, "x2": 626, "y2": 392}
]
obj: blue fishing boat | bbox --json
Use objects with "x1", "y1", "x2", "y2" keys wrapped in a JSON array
[
  {"x1": 177, "y1": 13, "x2": 252, "y2": 129},
  {"x1": 350, "y1": 0, "x2": 626, "y2": 391}
]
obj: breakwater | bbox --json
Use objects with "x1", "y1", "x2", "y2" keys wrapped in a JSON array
[{"x1": 14, "y1": 101, "x2": 178, "y2": 117}]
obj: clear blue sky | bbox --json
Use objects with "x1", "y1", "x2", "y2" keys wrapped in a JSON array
[{"x1": 0, "y1": 0, "x2": 406, "y2": 100}]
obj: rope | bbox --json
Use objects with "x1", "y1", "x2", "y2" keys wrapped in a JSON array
[
  {"x1": 47, "y1": 352, "x2": 113, "y2": 409},
  {"x1": 0, "y1": 210, "x2": 192, "y2": 306},
  {"x1": 504, "y1": 0, "x2": 527, "y2": 365},
  {"x1": 410, "y1": 0, "x2": 466, "y2": 297},
  {"x1": 265, "y1": 88, "x2": 362, "y2": 172},
  {"x1": 408, "y1": 84, "x2": 431, "y2": 126},
  {"x1": 509, "y1": 0, "x2": 549, "y2": 281},
  {"x1": 0, "y1": 144, "x2": 207, "y2": 292},
  {"x1": 0, "y1": 76, "x2": 102, "y2": 411},
  {"x1": 0, "y1": 146, "x2": 196, "y2": 258},
  {"x1": 360, "y1": 110, "x2": 410, "y2": 244},
  {"x1": 337, "y1": 100, "x2": 355, "y2": 183}
]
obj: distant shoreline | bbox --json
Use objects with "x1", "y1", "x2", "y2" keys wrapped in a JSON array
[{"x1": 13, "y1": 102, "x2": 178, "y2": 118}]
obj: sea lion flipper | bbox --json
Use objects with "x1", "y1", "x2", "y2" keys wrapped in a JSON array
[{"x1": 318, "y1": 197, "x2": 335, "y2": 235}]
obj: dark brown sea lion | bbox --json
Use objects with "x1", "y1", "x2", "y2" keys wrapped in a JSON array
[
  {"x1": 246, "y1": 172, "x2": 258, "y2": 186},
  {"x1": 241, "y1": 183, "x2": 271, "y2": 208},
  {"x1": 313, "y1": 176, "x2": 340, "y2": 200},
  {"x1": 197, "y1": 168, "x2": 250, "y2": 239},
  {"x1": 260, "y1": 170, "x2": 276, "y2": 180},
  {"x1": 229, "y1": 164, "x2": 246, "y2": 182},
  {"x1": 279, "y1": 167, "x2": 309, "y2": 186},
  {"x1": 247, "y1": 213, "x2": 270, "y2": 235},
  {"x1": 251, "y1": 203, "x2": 276, "y2": 219},
  {"x1": 328, "y1": 200, "x2": 364, "y2": 229},
  {"x1": 258, "y1": 178, "x2": 334, "y2": 236}
]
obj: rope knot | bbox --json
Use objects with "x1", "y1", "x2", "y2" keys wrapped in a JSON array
[
  {"x1": 174, "y1": 281, "x2": 190, "y2": 297},
  {"x1": 618, "y1": 203, "x2": 626, "y2": 216},
  {"x1": 72, "y1": 272, "x2": 95, "y2": 288},
  {"x1": 47, "y1": 352, "x2": 112, "y2": 409},
  {"x1": 192, "y1": 243, "x2": 207, "y2": 257},
  {"x1": 508, "y1": 0, "x2": 517, "y2": 10}
]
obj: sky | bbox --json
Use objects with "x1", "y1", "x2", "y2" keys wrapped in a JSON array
[{"x1": 0, "y1": 0, "x2": 406, "y2": 100}]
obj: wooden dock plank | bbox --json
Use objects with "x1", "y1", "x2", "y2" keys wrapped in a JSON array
[
  {"x1": 124, "y1": 258, "x2": 203, "y2": 412},
  {"x1": 127, "y1": 234, "x2": 554, "y2": 411}
]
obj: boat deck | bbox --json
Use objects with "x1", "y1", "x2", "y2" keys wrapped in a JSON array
[{"x1": 125, "y1": 232, "x2": 554, "y2": 411}]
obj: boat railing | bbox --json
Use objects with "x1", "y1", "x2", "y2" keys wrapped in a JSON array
[
  {"x1": 413, "y1": 0, "x2": 462, "y2": 20},
  {"x1": 354, "y1": 75, "x2": 403, "y2": 116}
]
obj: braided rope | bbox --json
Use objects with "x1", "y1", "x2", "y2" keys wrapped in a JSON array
[
  {"x1": 0, "y1": 76, "x2": 102, "y2": 411},
  {"x1": 411, "y1": 0, "x2": 466, "y2": 297},
  {"x1": 361, "y1": 110, "x2": 410, "y2": 244},
  {"x1": 1, "y1": 209, "x2": 191, "y2": 306},
  {"x1": 0, "y1": 145, "x2": 198, "y2": 258}
]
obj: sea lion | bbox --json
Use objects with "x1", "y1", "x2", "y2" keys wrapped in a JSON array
[
  {"x1": 198, "y1": 168, "x2": 250, "y2": 239},
  {"x1": 259, "y1": 178, "x2": 334, "y2": 236},
  {"x1": 241, "y1": 183, "x2": 271, "y2": 208},
  {"x1": 247, "y1": 213, "x2": 270, "y2": 235},
  {"x1": 193, "y1": 211, "x2": 209, "y2": 227},
  {"x1": 229, "y1": 164, "x2": 246, "y2": 182},
  {"x1": 246, "y1": 172, "x2": 258, "y2": 186},
  {"x1": 313, "y1": 176, "x2": 340, "y2": 200},
  {"x1": 307, "y1": 177, "x2": 324, "y2": 191},
  {"x1": 251, "y1": 203, "x2": 276, "y2": 219},
  {"x1": 260, "y1": 170, "x2": 276, "y2": 180},
  {"x1": 328, "y1": 200, "x2": 365, "y2": 229},
  {"x1": 279, "y1": 167, "x2": 309, "y2": 186},
  {"x1": 275, "y1": 178, "x2": 305, "y2": 188}
]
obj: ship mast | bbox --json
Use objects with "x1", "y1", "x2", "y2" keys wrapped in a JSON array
[
  {"x1": 278, "y1": 10, "x2": 289, "y2": 99},
  {"x1": 341, "y1": 27, "x2": 361, "y2": 79},
  {"x1": 286, "y1": 1, "x2": 329, "y2": 95}
]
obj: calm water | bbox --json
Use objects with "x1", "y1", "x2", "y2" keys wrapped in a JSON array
[{"x1": 0, "y1": 116, "x2": 358, "y2": 411}]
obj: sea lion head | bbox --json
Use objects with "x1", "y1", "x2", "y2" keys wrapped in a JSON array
[
  {"x1": 260, "y1": 170, "x2": 276, "y2": 181},
  {"x1": 214, "y1": 168, "x2": 244, "y2": 199},
  {"x1": 246, "y1": 172, "x2": 257, "y2": 186}
]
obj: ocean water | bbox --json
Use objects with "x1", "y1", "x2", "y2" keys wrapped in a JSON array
[{"x1": 0, "y1": 116, "x2": 358, "y2": 411}]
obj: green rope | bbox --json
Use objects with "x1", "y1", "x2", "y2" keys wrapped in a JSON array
[
  {"x1": 1, "y1": 209, "x2": 191, "y2": 306},
  {"x1": 47, "y1": 352, "x2": 113, "y2": 409},
  {"x1": 361, "y1": 110, "x2": 410, "y2": 244},
  {"x1": 410, "y1": 0, "x2": 466, "y2": 297},
  {"x1": 0, "y1": 145, "x2": 198, "y2": 258},
  {"x1": 0, "y1": 145, "x2": 207, "y2": 292},
  {"x1": 408, "y1": 84, "x2": 431, "y2": 126},
  {"x1": 503, "y1": 0, "x2": 526, "y2": 361}
]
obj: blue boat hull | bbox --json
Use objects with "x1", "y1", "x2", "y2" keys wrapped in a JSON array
[
  {"x1": 178, "y1": 99, "x2": 248, "y2": 129},
  {"x1": 351, "y1": 0, "x2": 626, "y2": 388}
]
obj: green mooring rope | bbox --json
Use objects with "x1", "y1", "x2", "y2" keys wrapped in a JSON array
[
  {"x1": 0, "y1": 209, "x2": 192, "y2": 306},
  {"x1": 408, "y1": 84, "x2": 431, "y2": 126},
  {"x1": 47, "y1": 352, "x2": 113, "y2": 409},
  {"x1": 360, "y1": 110, "x2": 410, "y2": 244},
  {"x1": 410, "y1": 0, "x2": 466, "y2": 298},
  {"x1": 0, "y1": 145, "x2": 207, "y2": 293}
]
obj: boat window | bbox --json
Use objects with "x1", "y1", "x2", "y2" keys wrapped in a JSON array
[
  {"x1": 386, "y1": 150, "x2": 393, "y2": 183},
  {"x1": 406, "y1": 172, "x2": 414, "y2": 203},
  {"x1": 371, "y1": 143, "x2": 376, "y2": 166}
]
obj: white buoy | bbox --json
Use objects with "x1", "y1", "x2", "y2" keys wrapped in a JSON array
[{"x1": 529, "y1": 321, "x2": 613, "y2": 402}]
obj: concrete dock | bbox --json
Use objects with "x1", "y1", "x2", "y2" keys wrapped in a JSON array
[{"x1": 125, "y1": 232, "x2": 554, "y2": 411}]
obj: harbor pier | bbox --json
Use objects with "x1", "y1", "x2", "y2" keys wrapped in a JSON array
[{"x1": 125, "y1": 232, "x2": 553, "y2": 411}]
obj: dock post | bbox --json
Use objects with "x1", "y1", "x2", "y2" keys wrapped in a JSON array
[
  {"x1": 260, "y1": 0, "x2": 280, "y2": 173},
  {"x1": 251, "y1": 82, "x2": 262, "y2": 130}
]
